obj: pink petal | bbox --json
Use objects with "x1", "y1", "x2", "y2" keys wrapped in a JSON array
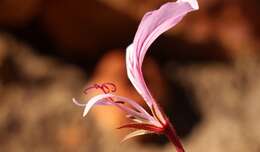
[
  {"x1": 179, "y1": 0, "x2": 199, "y2": 10},
  {"x1": 72, "y1": 96, "x2": 111, "y2": 117},
  {"x1": 76, "y1": 94, "x2": 158, "y2": 124},
  {"x1": 126, "y1": 0, "x2": 199, "y2": 109}
]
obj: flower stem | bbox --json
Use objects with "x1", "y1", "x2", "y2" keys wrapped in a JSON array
[{"x1": 164, "y1": 121, "x2": 185, "y2": 152}]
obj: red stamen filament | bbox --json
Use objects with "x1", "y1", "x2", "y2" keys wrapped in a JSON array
[
  {"x1": 84, "y1": 82, "x2": 117, "y2": 101},
  {"x1": 84, "y1": 82, "x2": 117, "y2": 95}
]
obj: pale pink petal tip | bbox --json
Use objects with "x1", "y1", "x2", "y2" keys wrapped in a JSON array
[
  {"x1": 82, "y1": 95, "x2": 105, "y2": 117},
  {"x1": 121, "y1": 130, "x2": 152, "y2": 143},
  {"x1": 178, "y1": 0, "x2": 199, "y2": 10},
  {"x1": 72, "y1": 98, "x2": 86, "y2": 107},
  {"x1": 72, "y1": 98, "x2": 90, "y2": 117}
]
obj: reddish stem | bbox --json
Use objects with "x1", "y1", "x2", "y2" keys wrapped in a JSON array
[{"x1": 164, "y1": 121, "x2": 185, "y2": 152}]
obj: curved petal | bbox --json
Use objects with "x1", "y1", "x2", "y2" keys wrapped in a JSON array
[
  {"x1": 76, "y1": 94, "x2": 159, "y2": 124},
  {"x1": 126, "y1": 0, "x2": 199, "y2": 108},
  {"x1": 121, "y1": 130, "x2": 153, "y2": 142},
  {"x1": 72, "y1": 96, "x2": 111, "y2": 117}
]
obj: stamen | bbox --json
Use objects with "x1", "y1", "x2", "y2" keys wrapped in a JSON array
[
  {"x1": 103, "y1": 82, "x2": 117, "y2": 92},
  {"x1": 83, "y1": 82, "x2": 117, "y2": 95},
  {"x1": 83, "y1": 82, "x2": 117, "y2": 102}
]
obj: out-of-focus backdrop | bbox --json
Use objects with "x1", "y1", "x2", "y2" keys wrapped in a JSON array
[{"x1": 0, "y1": 0, "x2": 260, "y2": 152}]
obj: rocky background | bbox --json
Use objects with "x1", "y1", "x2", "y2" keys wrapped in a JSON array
[{"x1": 0, "y1": 0, "x2": 260, "y2": 152}]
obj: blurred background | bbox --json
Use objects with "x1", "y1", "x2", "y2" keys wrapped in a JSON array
[{"x1": 0, "y1": 0, "x2": 260, "y2": 152}]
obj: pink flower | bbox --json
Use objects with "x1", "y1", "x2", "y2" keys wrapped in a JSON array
[{"x1": 73, "y1": 1, "x2": 199, "y2": 151}]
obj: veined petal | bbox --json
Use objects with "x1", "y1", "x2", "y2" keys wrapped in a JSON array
[{"x1": 126, "y1": 0, "x2": 199, "y2": 109}]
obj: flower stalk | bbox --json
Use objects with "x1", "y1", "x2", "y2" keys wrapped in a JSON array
[{"x1": 164, "y1": 119, "x2": 185, "y2": 152}]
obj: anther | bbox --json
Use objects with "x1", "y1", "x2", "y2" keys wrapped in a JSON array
[{"x1": 83, "y1": 82, "x2": 117, "y2": 95}]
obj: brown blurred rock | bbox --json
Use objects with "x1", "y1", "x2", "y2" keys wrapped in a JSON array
[
  {"x1": 0, "y1": 34, "x2": 90, "y2": 152},
  {"x1": 41, "y1": 0, "x2": 137, "y2": 58},
  {"x1": 187, "y1": 115, "x2": 253, "y2": 152},
  {"x1": 0, "y1": 35, "x2": 8, "y2": 66},
  {"x1": 215, "y1": 4, "x2": 256, "y2": 58},
  {"x1": 1, "y1": 0, "x2": 260, "y2": 61},
  {"x1": 98, "y1": 0, "x2": 169, "y2": 19},
  {"x1": 179, "y1": 0, "x2": 259, "y2": 59},
  {"x1": 176, "y1": 58, "x2": 260, "y2": 152},
  {"x1": 0, "y1": 0, "x2": 43, "y2": 27}
]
